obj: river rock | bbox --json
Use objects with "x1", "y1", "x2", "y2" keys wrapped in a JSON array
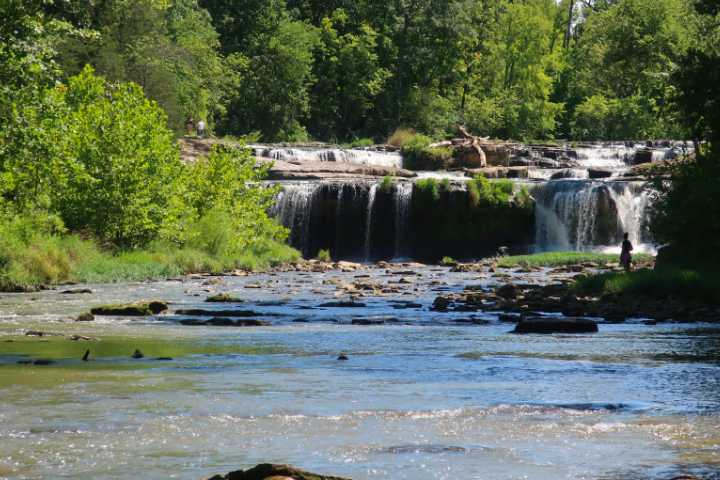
[
  {"x1": 60, "y1": 288, "x2": 93, "y2": 294},
  {"x1": 175, "y1": 309, "x2": 264, "y2": 317},
  {"x1": 180, "y1": 318, "x2": 270, "y2": 327},
  {"x1": 206, "y1": 293, "x2": 244, "y2": 303},
  {"x1": 91, "y1": 301, "x2": 168, "y2": 316},
  {"x1": 318, "y1": 301, "x2": 367, "y2": 308},
  {"x1": 76, "y1": 312, "x2": 95, "y2": 322},
  {"x1": 208, "y1": 463, "x2": 351, "y2": 480},
  {"x1": 513, "y1": 317, "x2": 599, "y2": 334},
  {"x1": 588, "y1": 169, "x2": 613, "y2": 179}
]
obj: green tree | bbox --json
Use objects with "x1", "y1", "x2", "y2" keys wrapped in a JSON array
[
  {"x1": 308, "y1": 9, "x2": 391, "y2": 140},
  {"x1": 53, "y1": 66, "x2": 184, "y2": 247},
  {"x1": 53, "y1": 0, "x2": 233, "y2": 133},
  {"x1": 567, "y1": 0, "x2": 693, "y2": 139}
]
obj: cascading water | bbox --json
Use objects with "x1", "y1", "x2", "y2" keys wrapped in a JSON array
[
  {"x1": 394, "y1": 182, "x2": 413, "y2": 259},
  {"x1": 270, "y1": 182, "x2": 321, "y2": 256},
  {"x1": 607, "y1": 182, "x2": 654, "y2": 252},
  {"x1": 253, "y1": 146, "x2": 402, "y2": 168},
  {"x1": 534, "y1": 180, "x2": 653, "y2": 252},
  {"x1": 364, "y1": 184, "x2": 378, "y2": 261}
]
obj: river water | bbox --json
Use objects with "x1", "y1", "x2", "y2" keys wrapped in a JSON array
[{"x1": 1, "y1": 267, "x2": 719, "y2": 479}]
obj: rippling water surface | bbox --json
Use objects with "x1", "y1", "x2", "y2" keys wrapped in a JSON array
[{"x1": 1, "y1": 268, "x2": 719, "y2": 479}]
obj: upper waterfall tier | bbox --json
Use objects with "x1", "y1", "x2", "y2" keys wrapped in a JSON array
[{"x1": 251, "y1": 145, "x2": 403, "y2": 168}]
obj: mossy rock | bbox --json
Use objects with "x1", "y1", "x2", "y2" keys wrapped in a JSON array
[
  {"x1": 206, "y1": 293, "x2": 244, "y2": 303},
  {"x1": 513, "y1": 317, "x2": 598, "y2": 334},
  {"x1": 91, "y1": 301, "x2": 168, "y2": 316},
  {"x1": 209, "y1": 463, "x2": 351, "y2": 480}
]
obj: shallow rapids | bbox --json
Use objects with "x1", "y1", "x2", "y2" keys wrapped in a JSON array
[{"x1": 1, "y1": 267, "x2": 719, "y2": 479}]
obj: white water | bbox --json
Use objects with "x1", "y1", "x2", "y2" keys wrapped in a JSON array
[
  {"x1": 534, "y1": 180, "x2": 653, "y2": 252},
  {"x1": 364, "y1": 184, "x2": 378, "y2": 261},
  {"x1": 271, "y1": 182, "x2": 320, "y2": 254},
  {"x1": 394, "y1": 182, "x2": 413, "y2": 259},
  {"x1": 253, "y1": 146, "x2": 403, "y2": 168}
]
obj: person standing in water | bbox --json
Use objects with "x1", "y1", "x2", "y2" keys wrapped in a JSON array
[{"x1": 620, "y1": 232, "x2": 633, "y2": 272}]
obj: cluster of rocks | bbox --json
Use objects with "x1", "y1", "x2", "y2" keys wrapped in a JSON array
[{"x1": 432, "y1": 279, "x2": 720, "y2": 324}]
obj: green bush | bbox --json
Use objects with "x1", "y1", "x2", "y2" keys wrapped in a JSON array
[
  {"x1": 379, "y1": 175, "x2": 395, "y2": 193},
  {"x1": 316, "y1": 249, "x2": 332, "y2": 262},
  {"x1": 401, "y1": 134, "x2": 453, "y2": 170},
  {"x1": 347, "y1": 138, "x2": 375, "y2": 148},
  {"x1": 467, "y1": 176, "x2": 515, "y2": 207},
  {"x1": 387, "y1": 128, "x2": 416, "y2": 148},
  {"x1": 441, "y1": 256, "x2": 457, "y2": 266}
]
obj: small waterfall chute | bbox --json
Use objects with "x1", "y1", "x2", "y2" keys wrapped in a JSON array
[
  {"x1": 364, "y1": 184, "x2": 378, "y2": 261},
  {"x1": 393, "y1": 182, "x2": 413, "y2": 259}
]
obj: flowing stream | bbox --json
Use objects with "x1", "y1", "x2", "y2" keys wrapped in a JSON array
[{"x1": 1, "y1": 269, "x2": 719, "y2": 479}]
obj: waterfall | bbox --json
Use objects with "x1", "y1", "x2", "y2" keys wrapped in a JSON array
[
  {"x1": 607, "y1": 182, "x2": 653, "y2": 250},
  {"x1": 271, "y1": 182, "x2": 321, "y2": 257},
  {"x1": 394, "y1": 182, "x2": 413, "y2": 259},
  {"x1": 364, "y1": 184, "x2": 378, "y2": 261},
  {"x1": 534, "y1": 180, "x2": 653, "y2": 252}
]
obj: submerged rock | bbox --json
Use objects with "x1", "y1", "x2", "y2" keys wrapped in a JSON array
[
  {"x1": 60, "y1": 288, "x2": 93, "y2": 294},
  {"x1": 318, "y1": 301, "x2": 367, "y2": 308},
  {"x1": 208, "y1": 464, "x2": 351, "y2": 480},
  {"x1": 91, "y1": 301, "x2": 168, "y2": 316},
  {"x1": 205, "y1": 293, "x2": 244, "y2": 303},
  {"x1": 513, "y1": 317, "x2": 599, "y2": 334},
  {"x1": 180, "y1": 318, "x2": 270, "y2": 327},
  {"x1": 175, "y1": 309, "x2": 263, "y2": 317},
  {"x1": 76, "y1": 312, "x2": 95, "y2": 322}
]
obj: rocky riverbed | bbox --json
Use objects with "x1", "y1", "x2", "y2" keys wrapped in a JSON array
[{"x1": 1, "y1": 262, "x2": 719, "y2": 479}]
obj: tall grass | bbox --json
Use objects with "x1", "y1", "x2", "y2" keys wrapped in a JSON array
[
  {"x1": 387, "y1": 128, "x2": 416, "y2": 148},
  {"x1": 0, "y1": 215, "x2": 300, "y2": 290},
  {"x1": 574, "y1": 268, "x2": 720, "y2": 304},
  {"x1": 496, "y1": 252, "x2": 654, "y2": 268}
]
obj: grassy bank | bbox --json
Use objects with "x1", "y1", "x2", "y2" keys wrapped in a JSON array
[
  {"x1": 0, "y1": 233, "x2": 299, "y2": 291},
  {"x1": 574, "y1": 268, "x2": 720, "y2": 304},
  {"x1": 496, "y1": 252, "x2": 654, "y2": 268}
]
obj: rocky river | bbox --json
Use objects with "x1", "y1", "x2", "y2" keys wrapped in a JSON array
[{"x1": 1, "y1": 261, "x2": 719, "y2": 479}]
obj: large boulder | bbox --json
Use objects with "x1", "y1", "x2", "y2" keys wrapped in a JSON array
[
  {"x1": 208, "y1": 464, "x2": 351, "y2": 480},
  {"x1": 513, "y1": 317, "x2": 599, "y2": 334}
]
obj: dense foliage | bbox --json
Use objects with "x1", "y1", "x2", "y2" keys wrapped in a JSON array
[
  {"x1": 0, "y1": 3, "x2": 294, "y2": 288},
  {"x1": 649, "y1": 0, "x2": 720, "y2": 269},
  {"x1": 13, "y1": 0, "x2": 699, "y2": 142}
]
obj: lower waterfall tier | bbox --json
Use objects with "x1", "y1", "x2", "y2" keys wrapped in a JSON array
[{"x1": 271, "y1": 179, "x2": 653, "y2": 261}]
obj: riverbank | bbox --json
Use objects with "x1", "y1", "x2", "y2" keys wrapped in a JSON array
[{"x1": 0, "y1": 232, "x2": 300, "y2": 292}]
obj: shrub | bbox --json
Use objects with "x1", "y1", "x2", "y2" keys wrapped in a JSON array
[
  {"x1": 348, "y1": 138, "x2": 374, "y2": 148},
  {"x1": 467, "y1": 176, "x2": 515, "y2": 207},
  {"x1": 387, "y1": 128, "x2": 416, "y2": 148},
  {"x1": 401, "y1": 134, "x2": 453, "y2": 170},
  {"x1": 380, "y1": 175, "x2": 395, "y2": 193},
  {"x1": 414, "y1": 179, "x2": 441, "y2": 202},
  {"x1": 316, "y1": 249, "x2": 332, "y2": 262},
  {"x1": 441, "y1": 256, "x2": 457, "y2": 266}
]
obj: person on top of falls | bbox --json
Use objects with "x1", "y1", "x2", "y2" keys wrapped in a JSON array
[{"x1": 620, "y1": 232, "x2": 634, "y2": 272}]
